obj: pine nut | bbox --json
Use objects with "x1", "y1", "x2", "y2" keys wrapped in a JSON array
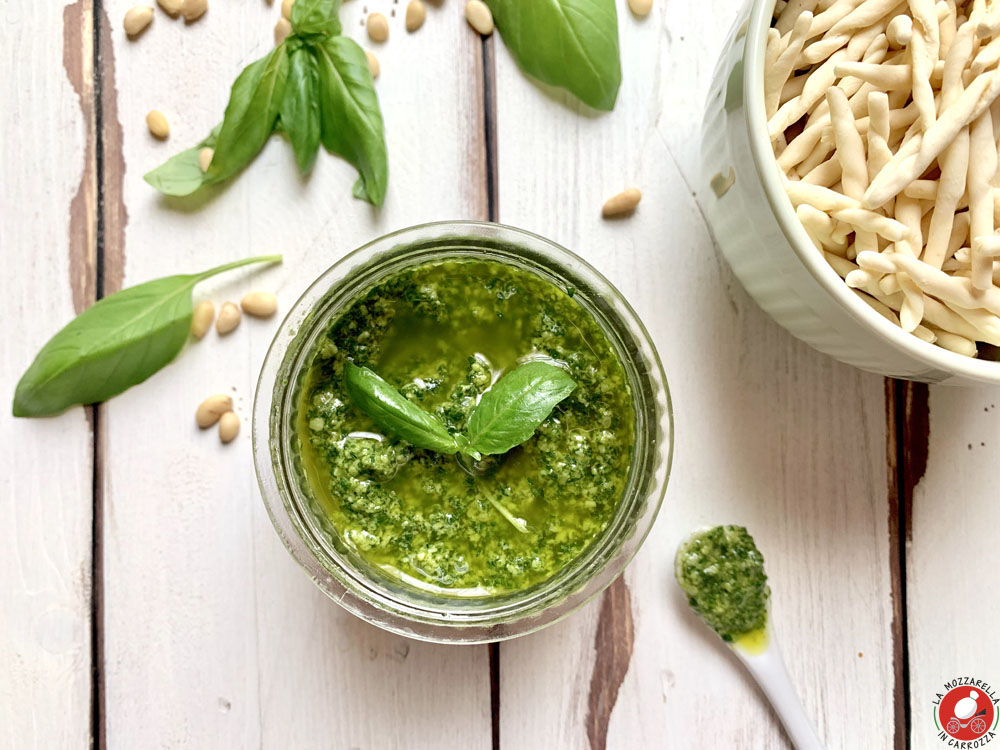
[
  {"x1": 157, "y1": 0, "x2": 182, "y2": 17},
  {"x1": 366, "y1": 50, "x2": 380, "y2": 79},
  {"x1": 628, "y1": 0, "x2": 653, "y2": 16},
  {"x1": 146, "y1": 110, "x2": 170, "y2": 140},
  {"x1": 405, "y1": 0, "x2": 426, "y2": 31},
  {"x1": 240, "y1": 291, "x2": 278, "y2": 318},
  {"x1": 218, "y1": 411, "x2": 240, "y2": 444},
  {"x1": 190, "y1": 301, "x2": 215, "y2": 339},
  {"x1": 281, "y1": 0, "x2": 294, "y2": 20},
  {"x1": 367, "y1": 13, "x2": 389, "y2": 42},
  {"x1": 199, "y1": 147, "x2": 214, "y2": 173},
  {"x1": 465, "y1": 1, "x2": 493, "y2": 35},
  {"x1": 123, "y1": 6, "x2": 154, "y2": 36},
  {"x1": 601, "y1": 188, "x2": 642, "y2": 217},
  {"x1": 274, "y1": 17, "x2": 292, "y2": 45},
  {"x1": 196, "y1": 394, "x2": 233, "y2": 428},
  {"x1": 216, "y1": 302, "x2": 241, "y2": 335},
  {"x1": 181, "y1": 0, "x2": 208, "y2": 21}
]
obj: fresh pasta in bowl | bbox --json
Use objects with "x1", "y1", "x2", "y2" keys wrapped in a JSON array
[
  {"x1": 700, "y1": 0, "x2": 1000, "y2": 384},
  {"x1": 768, "y1": 0, "x2": 1000, "y2": 357}
]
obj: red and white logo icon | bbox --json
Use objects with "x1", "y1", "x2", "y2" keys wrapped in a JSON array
[{"x1": 938, "y1": 685, "x2": 996, "y2": 742}]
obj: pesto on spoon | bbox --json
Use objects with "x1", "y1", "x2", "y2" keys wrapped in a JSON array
[{"x1": 675, "y1": 526, "x2": 825, "y2": 750}]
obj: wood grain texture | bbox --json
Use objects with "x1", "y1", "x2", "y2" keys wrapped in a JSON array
[
  {"x1": 63, "y1": 0, "x2": 98, "y2": 314},
  {"x1": 0, "y1": 2, "x2": 96, "y2": 747},
  {"x1": 98, "y1": 1, "x2": 490, "y2": 747},
  {"x1": 493, "y1": 1, "x2": 896, "y2": 747},
  {"x1": 97, "y1": 2, "x2": 128, "y2": 296},
  {"x1": 908, "y1": 386, "x2": 1000, "y2": 750},
  {"x1": 585, "y1": 578, "x2": 634, "y2": 750}
]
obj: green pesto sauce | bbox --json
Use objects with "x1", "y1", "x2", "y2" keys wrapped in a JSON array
[
  {"x1": 675, "y1": 525, "x2": 770, "y2": 642},
  {"x1": 296, "y1": 258, "x2": 634, "y2": 596}
]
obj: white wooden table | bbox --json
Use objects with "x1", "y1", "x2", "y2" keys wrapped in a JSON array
[{"x1": 2, "y1": 1, "x2": 998, "y2": 748}]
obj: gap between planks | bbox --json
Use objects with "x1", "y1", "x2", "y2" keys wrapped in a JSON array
[
  {"x1": 90, "y1": 0, "x2": 127, "y2": 745},
  {"x1": 888, "y1": 378, "x2": 931, "y2": 750},
  {"x1": 91, "y1": 0, "x2": 107, "y2": 747}
]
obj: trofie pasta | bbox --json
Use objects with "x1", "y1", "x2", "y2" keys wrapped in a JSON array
[{"x1": 768, "y1": 0, "x2": 1000, "y2": 356}]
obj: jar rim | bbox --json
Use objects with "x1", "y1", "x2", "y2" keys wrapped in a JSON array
[{"x1": 252, "y1": 221, "x2": 673, "y2": 643}]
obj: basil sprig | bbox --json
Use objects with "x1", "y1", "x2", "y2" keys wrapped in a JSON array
[
  {"x1": 12, "y1": 255, "x2": 281, "y2": 417},
  {"x1": 144, "y1": 0, "x2": 387, "y2": 205},
  {"x1": 485, "y1": 0, "x2": 622, "y2": 111},
  {"x1": 342, "y1": 360, "x2": 576, "y2": 458}
]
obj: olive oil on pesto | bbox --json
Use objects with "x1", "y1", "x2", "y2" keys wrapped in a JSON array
[{"x1": 296, "y1": 258, "x2": 634, "y2": 596}]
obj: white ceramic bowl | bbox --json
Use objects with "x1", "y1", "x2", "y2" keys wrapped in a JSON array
[{"x1": 700, "y1": 0, "x2": 1000, "y2": 386}]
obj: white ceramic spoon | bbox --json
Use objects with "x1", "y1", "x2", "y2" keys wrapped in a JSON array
[
  {"x1": 728, "y1": 627, "x2": 825, "y2": 750},
  {"x1": 676, "y1": 529, "x2": 825, "y2": 750}
]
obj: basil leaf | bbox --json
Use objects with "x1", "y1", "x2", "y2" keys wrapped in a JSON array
[
  {"x1": 485, "y1": 0, "x2": 621, "y2": 111},
  {"x1": 280, "y1": 47, "x2": 322, "y2": 174},
  {"x1": 291, "y1": 0, "x2": 342, "y2": 36},
  {"x1": 466, "y1": 362, "x2": 576, "y2": 455},
  {"x1": 343, "y1": 363, "x2": 460, "y2": 454},
  {"x1": 143, "y1": 124, "x2": 220, "y2": 197},
  {"x1": 146, "y1": 46, "x2": 290, "y2": 197},
  {"x1": 315, "y1": 36, "x2": 388, "y2": 206},
  {"x1": 12, "y1": 255, "x2": 281, "y2": 417},
  {"x1": 207, "y1": 45, "x2": 291, "y2": 184}
]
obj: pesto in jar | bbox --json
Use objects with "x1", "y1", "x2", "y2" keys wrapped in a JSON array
[
  {"x1": 296, "y1": 257, "x2": 635, "y2": 596},
  {"x1": 675, "y1": 525, "x2": 770, "y2": 643}
]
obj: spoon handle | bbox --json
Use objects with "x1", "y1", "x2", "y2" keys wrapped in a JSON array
[{"x1": 738, "y1": 642, "x2": 825, "y2": 750}]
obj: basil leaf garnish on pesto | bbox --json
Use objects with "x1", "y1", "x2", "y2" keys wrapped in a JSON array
[
  {"x1": 465, "y1": 361, "x2": 576, "y2": 456},
  {"x1": 343, "y1": 360, "x2": 576, "y2": 459},
  {"x1": 12, "y1": 255, "x2": 282, "y2": 418},
  {"x1": 343, "y1": 363, "x2": 462, "y2": 454},
  {"x1": 675, "y1": 525, "x2": 770, "y2": 643},
  {"x1": 484, "y1": 0, "x2": 622, "y2": 111}
]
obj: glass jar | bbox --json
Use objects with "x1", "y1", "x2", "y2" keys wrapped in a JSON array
[{"x1": 252, "y1": 221, "x2": 673, "y2": 643}]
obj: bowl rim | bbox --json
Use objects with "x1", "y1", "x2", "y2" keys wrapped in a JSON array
[{"x1": 743, "y1": 0, "x2": 1000, "y2": 384}]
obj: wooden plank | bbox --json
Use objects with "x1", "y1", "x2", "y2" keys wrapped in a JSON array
[
  {"x1": 98, "y1": 2, "x2": 491, "y2": 747},
  {"x1": 907, "y1": 385, "x2": 1000, "y2": 750},
  {"x1": 0, "y1": 1, "x2": 96, "y2": 746},
  {"x1": 492, "y1": 1, "x2": 897, "y2": 747}
]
